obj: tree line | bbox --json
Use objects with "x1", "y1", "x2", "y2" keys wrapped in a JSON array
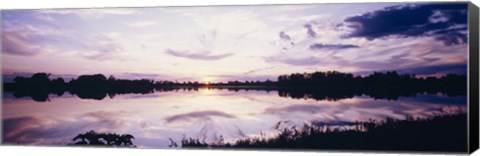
[
  {"x1": 3, "y1": 71, "x2": 467, "y2": 102},
  {"x1": 276, "y1": 71, "x2": 466, "y2": 100},
  {"x1": 278, "y1": 71, "x2": 465, "y2": 90},
  {"x1": 4, "y1": 73, "x2": 155, "y2": 101}
]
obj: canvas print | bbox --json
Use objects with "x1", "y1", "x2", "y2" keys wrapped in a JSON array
[{"x1": 1, "y1": 2, "x2": 471, "y2": 153}]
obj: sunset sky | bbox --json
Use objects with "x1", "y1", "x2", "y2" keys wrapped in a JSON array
[{"x1": 1, "y1": 3, "x2": 469, "y2": 82}]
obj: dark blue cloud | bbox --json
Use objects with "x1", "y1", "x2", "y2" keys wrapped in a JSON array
[
  {"x1": 395, "y1": 63, "x2": 467, "y2": 76},
  {"x1": 278, "y1": 31, "x2": 295, "y2": 50},
  {"x1": 342, "y1": 3, "x2": 468, "y2": 45},
  {"x1": 309, "y1": 43, "x2": 359, "y2": 50},
  {"x1": 304, "y1": 23, "x2": 317, "y2": 38},
  {"x1": 165, "y1": 49, "x2": 233, "y2": 61},
  {"x1": 279, "y1": 31, "x2": 292, "y2": 41}
]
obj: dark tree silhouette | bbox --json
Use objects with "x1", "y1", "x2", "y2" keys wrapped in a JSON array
[
  {"x1": 70, "y1": 130, "x2": 135, "y2": 147},
  {"x1": 3, "y1": 70, "x2": 467, "y2": 102}
]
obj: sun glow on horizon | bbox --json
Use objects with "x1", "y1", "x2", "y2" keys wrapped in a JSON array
[{"x1": 201, "y1": 76, "x2": 216, "y2": 84}]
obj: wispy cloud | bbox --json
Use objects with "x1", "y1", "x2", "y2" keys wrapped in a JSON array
[
  {"x1": 3, "y1": 110, "x2": 133, "y2": 145},
  {"x1": 243, "y1": 66, "x2": 277, "y2": 75},
  {"x1": 165, "y1": 49, "x2": 233, "y2": 61},
  {"x1": 2, "y1": 29, "x2": 43, "y2": 56},
  {"x1": 264, "y1": 56, "x2": 326, "y2": 66},
  {"x1": 265, "y1": 104, "x2": 326, "y2": 115},
  {"x1": 37, "y1": 8, "x2": 140, "y2": 20},
  {"x1": 82, "y1": 110, "x2": 130, "y2": 129},
  {"x1": 73, "y1": 33, "x2": 125, "y2": 61},
  {"x1": 2, "y1": 11, "x2": 126, "y2": 62},
  {"x1": 2, "y1": 24, "x2": 58, "y2": 56},
  {"x1": 271, "y1": 14, "x2": 330, "y2": 23},
  {"x1": 309, "y1": 43, "x2": 359, "y2": 50}
]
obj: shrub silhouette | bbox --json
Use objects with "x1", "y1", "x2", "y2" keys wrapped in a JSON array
[{"x1": 70, "y1": 130, "x2": 135, "y2": 147}]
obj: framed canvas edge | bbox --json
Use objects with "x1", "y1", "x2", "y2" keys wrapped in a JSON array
[
  {"x1": 0, "y1": 1, "x2": 476, "y2": 155},
  {"x1": 468, "y1": 1, "x2": 480, "y2": 154}
]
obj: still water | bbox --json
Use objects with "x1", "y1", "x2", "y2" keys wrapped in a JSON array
[{"x1": 2, "y1": 89, "x2": 466, "y2": 148}]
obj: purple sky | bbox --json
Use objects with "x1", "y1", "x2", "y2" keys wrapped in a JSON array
[{"x1": 1, "y1": 2, "x2": 469, "y2": 82}]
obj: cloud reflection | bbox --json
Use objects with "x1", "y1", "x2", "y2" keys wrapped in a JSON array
[
  {"x1": 2, "y1": 110, "x2": 133, "y2": 145},
  {"x1": 165, "y1": 110, "x2": 236, "y2": 123}
]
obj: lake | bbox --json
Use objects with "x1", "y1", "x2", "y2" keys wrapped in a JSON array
[{"x1": 2, "y1": 88, "x2": 466, "y2": 148}]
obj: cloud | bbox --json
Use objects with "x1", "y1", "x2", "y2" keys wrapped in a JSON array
[
  {"x1": 165, "y1": 49, "x2": 233, "y2": 61},
  {"x1": 264, "y1": 56, "x2": 331, "y2": 66},
  {"x1": 243, "y1": 66, "x2": 277, "y2": 75},
  {"x1": 186, "y1": 10, "x2": 267, "y2": 36},
  {"x1": 267, "y1": 26, "x2": 466, "y2": 77},
  {"x1": 125, "y1": 21, "x2": 157, "y2": 28},
  {"x1": 82, "y1": 110, "x2": 129, "y2": 129},
  {"x1": 75, "y1": 33, "x2": 125, "y2": 61},
  {"x1": 341, "y1": 3, "x2": 468, "y2": 45},
  {"x1": 395, "y1": 63, "x2": 467, "y2": 76},
  {"x1": 271, "y1": 14, "x2": 330, "y2": 24},
  {"x1": 2, "y1": 10, "x2": 125, "y2": 61},
  {"x1": 304, "y1": 23, "x2": 317, "y2": 38},
  {"x1": 37, "y1": 8, "x2": 140, "y2": 20},
  {"x1": 265, "y1": 104, "x2": 325, "y2": 115},
  {"x1": 278, "y1": 31, "x2": 295, "y2": 50},
  {"x1": 3, "y1": 116, "x2": 83, "y2": 145},
  {"x1": 309, "y1": 43, "x2": 359, "y2": 50},
  {"x1": 2, "y1": 110, "x2": 134, "y2": 145},
  {"x1": 274, "y1": 5, "x2": 320, "y2": 12},
  {"x1": 2, "y1": 26, "x2": 56, "y2": 56},
  {"x1": 279, "y1": 31, "x2": 292, "y2": 41},
  {"x1": 165, "y1": 110, "x2": 236, "y2": 123},
  {"x1": 2, "y1": 30, "x2": 38, "y2": 56},
  {"x1": 3, "y1": 116, "x2": 49, "y2": 139},
  {"x1": 117, "y1": 72, "x2": 166, "y2": 80}
]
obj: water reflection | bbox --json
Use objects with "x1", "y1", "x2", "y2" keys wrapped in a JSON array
[
  {"x1": 2, "y1": 89, "x2": 467, "y2": 148},
  {"x1": 5, "y1": 86, "x2": 466, "y2": 102}
]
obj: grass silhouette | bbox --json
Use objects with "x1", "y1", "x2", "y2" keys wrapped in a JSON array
[{"x1": 180, "y1": 112, "x2": 467, "y2": 152}]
